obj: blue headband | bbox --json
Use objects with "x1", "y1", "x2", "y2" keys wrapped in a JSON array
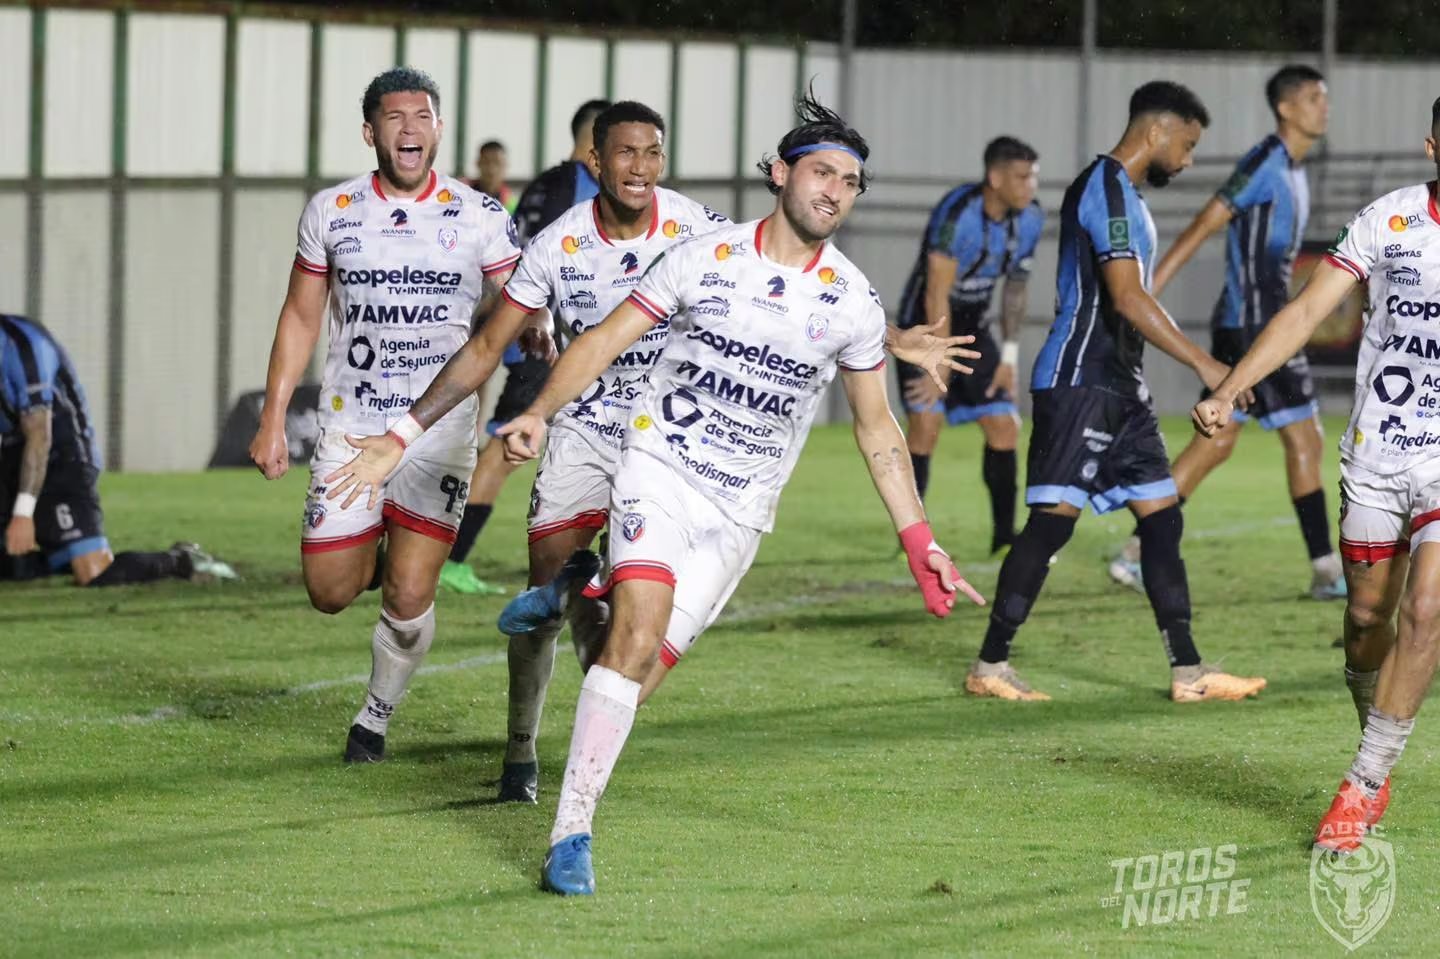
[{"x1": 781, "y1": 142, "x2": 866, "y2": 166}]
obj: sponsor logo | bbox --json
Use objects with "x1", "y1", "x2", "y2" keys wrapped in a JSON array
[
  {"x1": 817, "y1": 292, "x2": 839, "y2": 305},
  {"x1": 805, "y1": 314, "x2": 830, "y2": 341},
  {"x1": 560, "y1": 265, "x2": 596, "y2": 282},
  {"x1": 818, "y1": 267, "x2": 838, "y2": 284},
  {"x1": 1373, "y1": 365, "x2": 1415, "y2": 406},
  {"x1": 621, "y1": 512, "x2": 645, "y2": 542},
  {"x1": 442, "y1": 207, "x2": 461, "y2": 218},
  {"x1": 662, "y1": 219, "x2": 693, "y2": 239},
  {"x1": 1108, "y1": 217, "x2": 1130, "y2": 248},
  {"x1": 506, "y1": 217, "x2": 519, "y2": 247},
  {"x1": 868, "y1": 285, "x2": 883, "y2": 306},
  {"x1": 714, "y1": 241, "x2": 748, "y2": 261},
  {"x1": 437, "y1": 228, "x2": 458, "y2": 252},
  {"x1": 562, "y1": 234, "x2": 595, "y2": 254},
  {"x1": 334, "y1": 235, "x2": 363, "y2": 257},
  {"x1": 704, "y1": 206, "x2": 726, "y2": 223},
  {"x1": 684, "y1": 325, "x2": 820, "y2": 381},
  {"x1": 621, "y1": 252, "x2": 640, "y2": 275},
  {"x1": 701, "y1": 271, "x2": 736, "y2": 289},
  {"x1": 328, "y1": 217, "x2": 362, "y2": 232},
  {"x1": 335, "y1": 190, "x2": 364, "y2": 209},
  {"x1": 1389, "y1": 212, "x2": 1423, "y2": 233},
  {"x1": 336, "y1": 266, "x2": 462, "y2": 291},
  {"x1": 1384, "y1": 244, "x2": 1422, "y2": 259},
  {"x1": 1332, "y1": 224, "x2": 1349, "y2": 247},
  {"x1": 382, "y1": 208, "x2": 415, "y2": 237},
  {"x1": 633, "y1": 414, "x2": 652, "y2": 430},
  {"x1": 691, "y1": 296, "x2": 731, "y2": 317},
  {"x1": 436, "y1": 189, "x2": 454, "y2": 205},
  {"x1": 347, "y1": 336, "x2": 376, "y2": 370},
  {"x1": 1386, "y1": 296, "x2": 1440, "y2": 321},
  {"x1": 479, "y1": 194, "x2": 504, "y2": 214},
  {"x1": 561, "y1": 290, "x2": 598, "y2": 310},
  {"x1": 1380, "y1": 414, "x2": 1406, "y2": 437},
  {"x1": 767, "y1": 276, "x2": 786, "y2": 298},
  {"x1": 330, "y1": 395, "x2": 344, "y2": 411},
  {"x1": 343, "y1": 303, "x2": 452, "y2": 325},
  {"x1": 1387, "y1": 265, "x2": 1422, "y2": 286},
  {"x1": 1310, "y1": 830, "x2": 1396, "y2": 951},
  {"x1": 1104, "y1": 845, "x2": 1249, "y2": 930}
]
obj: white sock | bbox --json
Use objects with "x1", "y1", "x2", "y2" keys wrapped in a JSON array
[
  {"x1": 1344, "y1": 667, "x2": 1379, "y2": 732},
  {"x1": 1313, "y1": 551, "x2": 1342, "y2": 583},
  {"x1": 1347, "y1": 706, "x2": 1415, "y2": 798},
  {"x1": 353, "y1": 604, "x2": 436, "y2": 736},
  {"x1": 505, "y1": 620, "x2": 562, "y2": 763},
  {"x1": 550, "y1": 665, "x2": 640, "y2": 845}
]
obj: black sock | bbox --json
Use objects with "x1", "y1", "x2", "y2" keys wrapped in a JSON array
[
  {"x1": 979, "y1": 510, "x2": 1077, "y2": 663},
  {"x1": 0, "y1": 552, "x2": 52, "y2": 581},
  {"x1": 1292, "y1": 489, "x2": 1333, "y2": 560},
  {"x1": 910, "y1": 453, "x2": 931, "y2": 502},
  {"x1": 89, "y1": 550, "x2": 183, "y2": 587},
  {"x1": 449, "y1": 503, "x2": 494, "y2": 563},
  {"x1": 982, "y1": 446, "x2": 1018, "y2": 551},
  {"x1": 1132, "y1": 494, "x2": 1184, "y2": 538},
  {"x1": 1136, "y1": 505, "x2": 1200, "y2": 667}
]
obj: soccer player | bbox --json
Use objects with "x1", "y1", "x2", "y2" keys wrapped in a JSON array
[
  {"x1": 493, "y1": 94, "x2": 984, "y2": 895},
  {"x1": 467, "y1": 139, "x2": 516, "y2": 214},
  {"x1": 1193, "y1": 98, "x2": 1440, "y2": 852},
  {"x1": 1, "y1": 314, "x2": 234, "y2": 586},
  {"x1": 247, "y1": 68, "x2": 521, "y2": 763},
  {"x1": 323, "y1": 100, "x2": 975, "y2": 806},
  {"x1": 967, "y1": 80, "x2": 1267, "y2": 703},
  {"x1": 438, "y1": 101, "x2": 613, "y2": 595},
  {"x1": 896, "y1": 136, "x2": 1044, "y2": 554},
  {"x1": 1109, "y1": 65, "x2": 1344, "y2": 600}
]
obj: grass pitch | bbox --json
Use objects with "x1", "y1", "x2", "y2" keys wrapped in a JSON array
[{"x1": 2, "y1": 416, "x2": 1432, "y2": 957}]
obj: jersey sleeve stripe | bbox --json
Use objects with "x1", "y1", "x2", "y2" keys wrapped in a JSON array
[
  {"x1": 501, "y1": 286, "x2": 542, "y2": 313},
  {"x1": 293, "y1": 255, "x2": 328, "y2": 276},
  {"x1": 1325, "y1": 252, "x2": 1366, "y2": 282},
  {"x1": 839, "y1": 358, "x2": 886, "y2": 372},
  {"x1": 628, "y1": 291, "x2": 670, "y2": 323},
  {"x1": 481, "y1": 253, "x2": 522, "y2": 275}
]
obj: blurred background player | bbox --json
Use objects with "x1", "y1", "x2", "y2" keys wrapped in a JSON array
[
  {"x1": 1, "y1": 314, "x2": 234, "y2": 586},
  {"x1": 895, "y1": 136, "x2": 1043, "y2": 554},
  {"x1": 466, "y1": 139, "x2": 517, "y2": 214},
  {"x1": 970, "y1": 80, "x2": 1267, "y2": 703},
  {"x1": 1108, "y1": 64, "x2": 1344, "y2": 600},
  {"x1": 438, "y1": 100, "x2": 613, "y2": 596},
  {"x1": 248, "y1": 68, "x2": 520, "y2": 763}
]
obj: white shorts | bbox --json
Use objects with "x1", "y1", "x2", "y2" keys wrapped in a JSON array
[
  {"x1": 597, "y1": 448, "x2": 762, "y2": 668},
  {"x1": 1339, "y1": 458, "x2": 1440, "y2": 564},
  {"x1": 301, "y1": 428, "x2": 478, "y2": 553},
  {"x1": 527, "y1": 427, "x2": 613, "y2": 544}
]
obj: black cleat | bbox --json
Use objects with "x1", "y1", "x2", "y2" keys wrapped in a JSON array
[
  {"x1": 344, "y1": 723, "x2": 385, "y2": 763},
  {"x1": 497, "y1": 760, "x2": 538, "y2": 803}
]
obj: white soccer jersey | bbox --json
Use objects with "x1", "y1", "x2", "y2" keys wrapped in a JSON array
[
  {"x1": 1327, "y1": 182, "x2": 1440, "y2": 474},
  {"x1": 501, "y1": 186, "x2": 726, "y2": 458},
  {"x1": 624, "y1": 218, "x2": 888, "y2": 532},
  {"x1": 294, "y1": 170, "x2": 521, "y2": 441}
]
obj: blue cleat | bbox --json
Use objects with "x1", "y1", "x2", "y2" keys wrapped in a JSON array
[
  {"x1": 498, "y1": 550, "x2": 601, "y2": 635},
  {"x1": 541, "y1": 832, "x2": 595, "y2": 896},
  {"x1": 1311, "y1": 573, "x2": 1348, "y2": 601}
]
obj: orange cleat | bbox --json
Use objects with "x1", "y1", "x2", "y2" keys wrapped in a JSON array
[
  {"x1": 1314, "y1": 777, "x2": 1391, "y2": 854},
  {"x1": 965, "y1": 661, "x2": 1052, "y2": 701},
  {"x1": 1170, "y1": 666, "x2": 1267, "y2": 703}
]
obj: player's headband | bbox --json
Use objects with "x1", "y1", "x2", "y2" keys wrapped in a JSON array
[{"x1": 781, "y1": 142, "x2": 866, "y2": 166}]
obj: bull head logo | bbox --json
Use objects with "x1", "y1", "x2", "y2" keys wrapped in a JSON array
[{"x1": 1310, "y1": 831, "x2": 1396, "y2": 950}]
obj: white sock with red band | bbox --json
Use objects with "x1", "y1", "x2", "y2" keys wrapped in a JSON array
[
  {"x1": 353, "y1": 604, "x2": 436, "y2": 736},
  {"x1": 550, "y1": 665, "x2": 640, "y2": 844}
]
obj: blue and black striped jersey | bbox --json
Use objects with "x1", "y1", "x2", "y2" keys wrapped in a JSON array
[
  {"x1": 0, "y1": 314, "x2": 100, "y2": 467},
  {"x1": 1032, "y1": 156, "x2": 1156, "y2": 395}
]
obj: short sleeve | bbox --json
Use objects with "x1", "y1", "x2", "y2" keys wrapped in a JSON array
[
  {"x1": 1327, "y1": 204, "x2": 1379, "y2": 281},
  {"x1": 501, "y1": 242, "x2": 553, "y2": 313},
  {"x1": 1, "y1": 328, "x2": 59, "y2": 412},
  {"x1": 838, "y1": 298, "x2": 887, "y2": 372},
  {"x1": 924, "y1": 191, "x2": 973, "y2": 262},
  {"x1": 478, "y1": 205, "x2": 523, "y2": 276},
  {"x1": 1216, "y1": 149, "x2": 1275, "y2": 215},
  {"x1": 294, "y1": 193, "x2": 328, "y2": 276},
  {"x1": 1009, "y1": 206, "x2": 1045, "y2": 277},
  {"x1": 627, "y1": 241, "x2": 694, "y2": 324},
  {"x1": 1080, "y1": 166, "x2": 1138, "y2": 264}
]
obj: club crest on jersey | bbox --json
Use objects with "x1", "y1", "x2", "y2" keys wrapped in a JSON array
[
  {"x1": 621, "y1": 252, "x2": 640, "y2": 274},
  {"x1": 437, "y1": 228, "x2": 458, "y2": 252},
  {"x1": 621, "y1": 512, "x2": 645, "y2": 542},
  {"x1": 767, "y1": 276, "x2": 786, "y2": 298},
  {"x1": 304, "y1": 501, "x2": 327, "y2": 530},
  {"x1": 805, "y1": 314, "x2": 831, "y2": 341}
]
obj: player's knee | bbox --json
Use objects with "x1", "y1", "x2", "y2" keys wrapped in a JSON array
[
  {"x1": 1347, "y1": 596, "x2": 1391, "y2": 632},
  {"x1": 307, "y1": 583, "x2": 358, "y2": 615},
  {"x1": 381, "y1": 583, "x2": 434, "y2": 622},
  {"x1": 1400, "y1": 589, "x2": 1440, "y2": 636}
]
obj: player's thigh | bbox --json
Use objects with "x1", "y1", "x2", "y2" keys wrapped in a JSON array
[
  {"x1": 977, "y1": 411, "x2": 1019, "y2": 450},
  {"x1": 528, "y1": 525, "x2": 600, "y2": 587},
  {"x1": 1102, "y1": 394, "x2": 1177, "y2": 518},
  {"x1": 302, "y1": 541, "x2": 380, "y2": 612},
  {"x1": 34, "y1": 463, "x2": 111, "y2": 581},
  {"x1": 1340, "y1": 465, "x2": 1411, "y2": 624},
  {"x1": 662, "y1": 523, "x2": 763, "y2": 667},
  {"x1": 527, "y1": 430, "x2": 611, "y2": 549},
  {"x1": 382, "y1": 439, "x2": 479, "y2": 615},
  {"x1": 381, "y1": 525, "x2": 452, "y2": 617},
  {"x1": 603, "y1": 579, "x2": 677, "y2": 678}
]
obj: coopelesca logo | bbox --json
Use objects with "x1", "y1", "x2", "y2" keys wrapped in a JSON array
[{"x1": 1310, "y1": 829, "x2": 1396, "y2": 951}]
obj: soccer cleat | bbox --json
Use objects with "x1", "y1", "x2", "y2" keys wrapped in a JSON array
[
  {"x1": 1169, "y1": 665, "x2": 1267, "y2": 703},
  {"x1": 438, "y1": 559, "x2": 507, "y2": 596},
  {"x1": 1310, "y1": 572, "x2": 1348, "y2": 601},
  {"x1": 498, "y1": 550, "x2": 601, "y2": 635},
  {"x1": 1314, "y1": 777, "x2": 1392, "y2": 854},
  {"x1": 541, "y1": 833, "x2": 595, "y2": 896},
  {"x1": 964, "y1": 661, "x2": 1052, "y2": 701},
  {"x1": 343, "y1": 723, "x2": 385, "y2": 763},
  {"x1": 169, "y1": 542, "x2": 238, "y2": 582},
  {"x1": 497, "y1": 760, "x2": 539, "y2": 804}
]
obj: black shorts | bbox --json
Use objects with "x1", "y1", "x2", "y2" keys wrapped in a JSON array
[
  {"x1": 1208, "y1": 327, "x2": 1317, "y2": 430},
  {"x1": 1025, "y1": 386, "x2": 1176, "y2": 515},
  {"x1": 486, "y1": 356, "x2": 551, "y2": 435},
  {"x1": 0, "y1": 458, "x2": 109, "y2": 570},
  {"x1": 896, "y1": 323, "x2": 1017, "y2": 424}
]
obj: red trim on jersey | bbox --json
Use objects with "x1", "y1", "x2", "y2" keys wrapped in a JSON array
[
  {"x1": 1413, "y1": 508, "x2": 1440, "y2": 534},
  {"x1": 482, "y1": 252, "x2": 522, "y2": 276},
  {"x1": 611, "y1": 561, "x2": 676, "y2": 588},
  {"x1": 1325, "y1": 253, "x2": 1367, "y2": 283},
  {"x1": 382, "y1": 502, "x2": 457, "y2": 544},
  {"x1": 293, "y1": 255, "x2": 328, "y2": 276},
  {"x1": 301, "y1": 522, "x2": 385, "y2": 554},
  {"x1": 502, "y1": 286, "x2": 542, "y2": 314},
  {"x1": 527, "y1": 509, "x2": 608, "y2": 543},
  {"x1": 369, "y1": 169, "x2": 437, "y2": 203},
  {"x1": 592, "y1": 193, "x2": 660, "y2": 246},
  {"x1": 658, "y1": 640, "x2": 681, "y2": 668},
  {"x1": 628, "y1": 291, "x2": 670, "y2": 323},
  {"x1": 1340, "y1": 538, "x2": 1408, "y2": 564},
  {"x1": 580, "y1": 579, "x2": 611, "y2": 600},
  {"x1": 754, "y1": 217, "x2": 826, "y2": 273},
  {"x1": 840, "y1": 358, "x2": 887, "y2": 372}
]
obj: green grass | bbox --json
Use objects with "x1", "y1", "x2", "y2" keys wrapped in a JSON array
[{"x1": 1, "y1": 416, "x2": 1432, "y2": 957}]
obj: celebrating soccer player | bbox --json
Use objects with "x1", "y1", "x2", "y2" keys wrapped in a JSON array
[
  {"x1": 895, "y1": 136, "x2": 1044, "y2": 555},
  {"x1": 1194, "y1": 97, "x2": 1440, "y2": 853},
  {"x1": 969, "y1": 80, "x2": 1267, "y2": 703},
  {"x1": 1109, "y1": 65, "x2": 1344, "y2": 600},
  {"x1": 248, "y1": 68, "x2": 522, "y2": 764}
]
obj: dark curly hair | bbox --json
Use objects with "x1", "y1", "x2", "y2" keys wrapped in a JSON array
[
  {"x1": 362, "y1": 67, "x2": 441, "y2": 124},
  {"x1": 756, "y1": 86, "x2": 871, "y2": 196}
]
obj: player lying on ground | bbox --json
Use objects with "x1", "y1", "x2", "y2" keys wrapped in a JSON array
[
  {"x1": 968, "y1": 80, "x2": 1266, "y2": 703},
  {"x1": 1194, "y1": 97, "x2": 1440, "y2": 852},
  {"x1": 0, "y1": 314, "x2": 234, "y2": 586}
]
